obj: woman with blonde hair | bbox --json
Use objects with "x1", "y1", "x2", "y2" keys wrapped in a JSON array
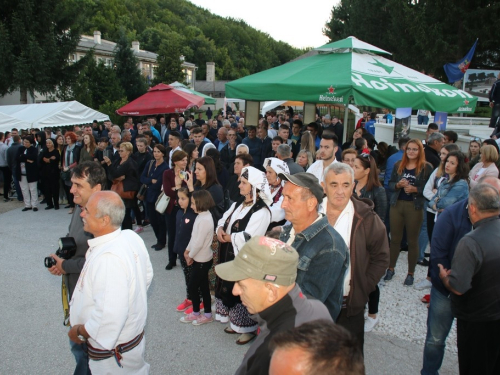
[
  {"x1": 469, "y1": 145, "x2": 499, "y2": 188},
  {"x1": 296, "y1": 149, "x2": 313, "y2": 170},
  {"x1": 300, "y1": 131, "x2": 316, "y2": 157}
]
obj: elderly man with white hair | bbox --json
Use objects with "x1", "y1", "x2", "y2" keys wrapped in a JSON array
[
  {"x1": 319, "y1": 162, "x2": 389, "y2": 354},
  {"x1": 69, "y1": 191, "x2": 153, "y2": 374}
]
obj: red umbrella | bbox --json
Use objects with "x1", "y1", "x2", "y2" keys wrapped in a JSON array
[{"x1": 116, "y1": 83, "x2": 205, "y2": 116}]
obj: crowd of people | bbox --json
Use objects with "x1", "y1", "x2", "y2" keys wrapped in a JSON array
[{"x1": 1, "y1": 107, "x2": 500, "y2": 375}]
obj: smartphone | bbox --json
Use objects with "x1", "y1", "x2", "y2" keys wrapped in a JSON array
[{"x1": 179, "y1": 170, "x2": 187, "y2": 180}]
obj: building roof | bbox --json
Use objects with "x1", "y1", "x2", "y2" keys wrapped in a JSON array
[
  {"x1": 195, "y1": 81, "x2": 229, "y2": 92},
  {"x1": 79, "y1": 35, "x2": 158, "y2": 62}
]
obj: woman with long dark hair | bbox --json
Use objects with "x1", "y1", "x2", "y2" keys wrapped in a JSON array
[
  {"x1": 429, "y1": 151, "x2": 469, "y2": 214},
  {"x1": 187, "y1": 156, "x2": 224, "y2": 215},
  {"x1": 353, "y1": 153, "x2": 387, "y2": 332},
  {"x1": 206, "y1": 148, "x2": 229, "y2": 190},
  {"x1": 183, "y1": 142, "x2": 199, "y2": 172},
  {"x1": 385, "y1": 139, "x2": 433, "y2": 286},
  {"x1": 162, "y1": 150, "x2": 189, "y2": 269},
  {"x1": 140, "y1": 144, "x2": 168, "y2": 250},
  {"x1": 80, "y1": 134, "x2": 97, "y2": 162}
]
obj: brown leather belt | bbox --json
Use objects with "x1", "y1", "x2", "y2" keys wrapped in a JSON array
[{"x1": 87, "y1": 331, "x2": 144, "y2": 368}]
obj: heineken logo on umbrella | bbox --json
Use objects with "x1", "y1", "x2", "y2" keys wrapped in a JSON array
[{"x1": 320, "y1": 85, "x2": 343, "y2": 103}]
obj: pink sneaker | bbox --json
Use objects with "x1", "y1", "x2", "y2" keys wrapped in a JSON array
[
  {"x1": 192, "y1": 314, "x2": 214, "y2": 326},
  {"x1": 185, "y1": 302, "x2": 204, "y2": 314},
  {"x1": 176, "y1": 299, "x2": 192, "y2": 312},
  {"x1": 179, "y1": 312, "x2": 198, "y2": 323},
  {"x1": 133, "y1": 226, "x2": 144, "y2": 234}
]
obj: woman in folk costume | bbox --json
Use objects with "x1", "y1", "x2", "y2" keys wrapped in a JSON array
[
  {"x1": 215, "y1": 166, "x2": 272, "y2": 345},
  {"x1": 263, "y1": 157, "x2": 289, "y2": 231}
]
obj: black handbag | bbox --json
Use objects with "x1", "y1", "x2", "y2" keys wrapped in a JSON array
[
  {"x1": 137, "y1": 161, "x2": 154, "y2": 201},
  {"x1": 60, "y1": 169, "x2": 71, "y2": 182}
]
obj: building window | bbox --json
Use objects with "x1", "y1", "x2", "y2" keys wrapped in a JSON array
[{"x1": 185, "y1": 69, "x2": 193, "y2": 87}]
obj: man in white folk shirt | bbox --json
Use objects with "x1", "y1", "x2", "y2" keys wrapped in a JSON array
[
  {"x1": 68, "y1": 191, "x2": 153, "y2": 374},
  {"x1": 306, "y1": 132, "x2": 339, "y2": 183}
]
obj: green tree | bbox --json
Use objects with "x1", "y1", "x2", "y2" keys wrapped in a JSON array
[
  {"x1": 99, "y1": 98, "x2": 129, "y2": 125},
  {"x1": 0, "y1": 0, "x2": 82, "y2": 103},
  {"x1": 63, "y1": 50, "x2": 125, "y2": 109},
  {"x1": 114, "y1": 31, "x2": 148, "y2": 101},
  {"x1": 153, "y1": 36, "x2": 186, "y2": 85}
]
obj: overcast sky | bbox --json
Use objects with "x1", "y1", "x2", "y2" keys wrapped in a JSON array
[{"x1": 187, "y1": 0, "x2": 336, "y2": 49}]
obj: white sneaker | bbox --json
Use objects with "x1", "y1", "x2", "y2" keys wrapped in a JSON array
[
  {"x1": 414, "y1": 278, "x2": 432, "y2": 291},
  {"x1": 364, "y1": 316, "x2": 379, "y2": 332},
  {"x1": 364, "y1": 309, "x2": 368, "y2": 320}
]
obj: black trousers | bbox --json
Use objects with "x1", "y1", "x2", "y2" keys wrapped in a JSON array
[
  {"x1": 457, "y1": 318, "x2": 500, "y2": 375},
  {"x1": 63, "y1": 183, "x2": 74, "y2": 207},
  {"x1": 43, "y1": 174, "x2": 60, "y2": 208},
  {"x1": 489, "y1": 103, "x2": 500, "y2": 132},
  {"x1": 188, "y1": 259, "x2": 213, "y2": 313},
  {"x1": 368, "y1": 285, "x2": 380, "y2": 315},
  {"x1": 147, "y1": 202, "x2": 166, "y2": 246},
  {"x1": 165, "y1": 206, "x2": 179, "y2": 263},
  {"x1": 337, "y1": 308, "x2": 365, "y2": 355},
  {"x1": 0, "y1": 166, "x2": 12, "y2": 197}
]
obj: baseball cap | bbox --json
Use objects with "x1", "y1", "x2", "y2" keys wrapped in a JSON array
[
  {"x1": 215, "y1": 236, "x2": 298, "y2": 286},
  {"x1": 278, "y1": 172, "x2": 324, "y2": 203}
]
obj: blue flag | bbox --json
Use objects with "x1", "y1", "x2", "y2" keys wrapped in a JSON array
[
  {"x1": 443, "y1": 39, "x2": 478, "y2": 83},
  {"x1": 434, "y1": 112, "x2": 448, "y2": 131}
]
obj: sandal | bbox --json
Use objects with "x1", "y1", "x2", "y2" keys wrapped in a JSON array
[
  {"x1": 236, "y1": 332, "x2": 257, "y2": 345},
  {"x1": 224, "y1": 327, "x2": 238, "y2": 334},
  {"x1": 421, "y1": 294, "x2": 430, "y2": 304}
]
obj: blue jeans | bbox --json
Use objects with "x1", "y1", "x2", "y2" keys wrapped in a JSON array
[
  {"x1": 12, "y1": 175, "x2": 23, "y2": 201},
  {"x1": 421, "y1": 287, "x2": 455, "y2": 375},
  {"x1": 418, "y1": 115, "x2": 429, "y2": 125},
  {"x1": 418, "y1": 203, "x2": 429, "y2": 262},
  {"x1": 69, "y1": 338, "x2": 91, "y2": 375}
]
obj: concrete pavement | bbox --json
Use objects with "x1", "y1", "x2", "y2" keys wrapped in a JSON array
[{"x1": 0, "y1": 204, "x2": 458, "y2": 374}]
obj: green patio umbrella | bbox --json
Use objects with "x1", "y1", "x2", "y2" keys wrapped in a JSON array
[
  {"x1": 225, "y1": 37, "x2": 477, "y2": 114},
  {"x1": 169, "y1": 81, "x2": 217, "y2": 105}
]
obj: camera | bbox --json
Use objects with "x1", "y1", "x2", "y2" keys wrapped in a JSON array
[{"x1": 44, "y1": 237, "x2": 77, "y2": 268}]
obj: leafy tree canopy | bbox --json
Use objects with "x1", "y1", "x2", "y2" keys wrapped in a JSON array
[
  {"x1": 324, "y1": 0, "x2": 500, "y2": 80},
  {"x1": 77, "y1": 0, "x2": 303, "y2": 80},
  {"x1": 0, "y1": 0, "x2": 82, "y2": 102}
]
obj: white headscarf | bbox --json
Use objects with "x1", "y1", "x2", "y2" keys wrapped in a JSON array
[
  {"x1": 241, "y1": 166, "x2": 272, "y2": 206},
  {"x1": 263, "y1": 157, "x2": 290, "y2": 186},
  {"x1": 202, "y1": 142, "x2": 216, "y2": 157}
]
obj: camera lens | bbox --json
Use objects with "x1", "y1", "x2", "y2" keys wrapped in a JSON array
[{"x1": 44, "y1": 256, "x2": 56, "y2": 268}]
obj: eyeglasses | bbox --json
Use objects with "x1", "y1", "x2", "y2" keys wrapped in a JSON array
[{"x1": 406, "y1": 148, "x2": 419, "y2": 152}]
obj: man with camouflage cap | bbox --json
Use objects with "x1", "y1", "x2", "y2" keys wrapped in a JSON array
[{"x1": 216, "y1": 235, "x2": 332, "y2": 375}]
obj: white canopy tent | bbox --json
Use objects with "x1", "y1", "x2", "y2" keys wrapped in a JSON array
[{"x1": 0, "y1": 101, "x2": 110, "y2": 132}]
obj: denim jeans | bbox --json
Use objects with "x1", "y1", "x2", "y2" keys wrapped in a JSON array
[
  {"x1": 421, "y1": 287, "x2": 454, "y2": 375},
  {"x1": 418, "y1": 202, "x2": 429, "y2": 262},
  {"x1": 418, "y1": 115, "x2": 429, "y2": 125},
  {"x1": 69, "y1": 338, "x2": 91, "y2": 375}
]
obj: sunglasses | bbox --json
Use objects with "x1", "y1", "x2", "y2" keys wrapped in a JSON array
[
  {"x1": 360, "y1": 153, "x2": 371, "y2": 159},
  {"x1": 470, "y1": 137, "x2": 481, "y2": 142}
]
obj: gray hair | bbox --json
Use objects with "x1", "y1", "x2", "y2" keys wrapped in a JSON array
[
  {"x1": 121, "y1": 129, "x2": 131, "y2": 137},
  {"x1": 469, "y1": 183, "x2": 500, "y2": 213},
  {"x1": 95, "y1": 192, "x2": 125, "y2": 227},
  {"x1": 428, "y1": 132, "x2": 444, "y2": 146},
  {"x1": 223, "y1": 119, "x2": 231, "y2": 126},
  {"x1": 323, "y1": 162, "x2": 355, "y2": 184},
  {"x1": 277, "y1": 144, "x2": 292, "y2": 158},
  {"x1": 236, "y1": 144, "x2": 249, "y2": 154},
  {"x1": 186, "y1": 121, "x2": 193, "y2": 128}
]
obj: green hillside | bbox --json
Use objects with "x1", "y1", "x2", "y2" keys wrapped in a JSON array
[{"x1": 78, "y1": 0, "x2": 304, "y2": 80}]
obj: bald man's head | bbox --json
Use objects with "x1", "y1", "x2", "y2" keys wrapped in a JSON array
[{"x1": 478, "y1": 176, "x2": 500, "y2": 193}]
